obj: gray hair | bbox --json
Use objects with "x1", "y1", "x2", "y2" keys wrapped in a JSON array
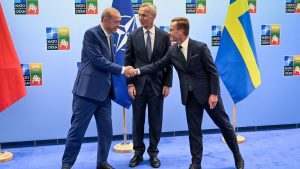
[
  {"x1": 140, "y1": 3, "x2": 157, "y2": 16},
  {"x1": 101, "y1": 7, "x2": 120, "y2": 21}
]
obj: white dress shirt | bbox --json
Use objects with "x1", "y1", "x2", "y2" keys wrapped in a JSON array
[
  {"x1": 143, "y1": 26, "x2": 155, "y2": 52},
  {"x1": 100, "y1": 24, "x2": 125, "y2": 74},
  {"x1": 179, "y1": 37, "x2": 189, "y2": 60}
]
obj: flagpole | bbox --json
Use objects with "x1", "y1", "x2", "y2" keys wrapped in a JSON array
[
  {"x1": 113, "y1": 108, "x2": 133, "y2": 153},
  {"x1": 222, "y1": 104, "x2": 245, "y2": 144},
  {"x1": 233, "y1": 104, "x2": 245, "y2": 144},
  {"x1": 0, "y1": 142, "x2": 13, "y2": 163}
]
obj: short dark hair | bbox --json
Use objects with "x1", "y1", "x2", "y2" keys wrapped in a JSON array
[{"x1": 171, "y1": 17, "x2": 189, "y2": 36}]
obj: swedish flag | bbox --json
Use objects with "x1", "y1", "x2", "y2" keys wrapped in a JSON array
[{"x1": 215, "y1": 0, "x2": 261, "y2": 103}]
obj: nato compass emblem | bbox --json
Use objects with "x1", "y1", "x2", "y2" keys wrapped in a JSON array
[{"x1": 114, "y1": 15, "x2": 137, "y2": 55}]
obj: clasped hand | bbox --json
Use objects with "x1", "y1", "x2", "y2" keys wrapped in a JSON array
[{"x1": 124, "y1": 66, "x2": 138, "y2": 77}]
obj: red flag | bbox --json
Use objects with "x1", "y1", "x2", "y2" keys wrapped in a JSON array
[{"x1": 0, "y1": 3, "x2": 26, "y2": 112}]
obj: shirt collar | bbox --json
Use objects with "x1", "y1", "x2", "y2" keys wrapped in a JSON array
[
  {"x1": 180, "y1": 37, "x2": 189, "y2": 50},
  {"x1": 143, "y1": 26, "x2": 155, "y2": 34},
  {"x1": 100, "y1": 24, "x2": 110, "y2": 37}
]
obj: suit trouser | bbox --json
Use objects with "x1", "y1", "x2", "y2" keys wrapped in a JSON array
[
  {"x1": 132, "y1": 82, "x2": 164, "y2": 157},
  {"x1": 185, "y1": 91, "x2": 240, "y2": 165},
  {"x1": 62, "y1": 94, "x2": 112, "y2": 167}
]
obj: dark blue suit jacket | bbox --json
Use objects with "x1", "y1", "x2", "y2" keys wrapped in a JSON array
[
  {"x1": 73, "y1": 25, "x2": 123, "y2": 101},
  {"x1": 124, "y1": 27, "x2": 172, "y2": 96},
  {"x1": 140, "y1": 38, "x2": 220, "y2": 105}
]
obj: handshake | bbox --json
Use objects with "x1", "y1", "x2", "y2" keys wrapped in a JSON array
[{"x1": 124, "y1": 66, "x2": 139, "y2": 77}]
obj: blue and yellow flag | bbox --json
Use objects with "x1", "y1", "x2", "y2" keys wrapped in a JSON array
[
  {"x1": 112, "y1": 0, "x2": 137, "y2": 109},
  {"x1": 215, "y1": 0, "x2": 261, "y2": 103}
]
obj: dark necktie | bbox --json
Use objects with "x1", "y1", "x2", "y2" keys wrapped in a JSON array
[
  {"x1": 145, "y1": 31, "x2": 152, "y2": 61},
  {"x1": 178, "y1": 45, "x2": 187, "y2": 67},
  {"x1": 179, "y1": 45, "x2": 192, "y2": 91}
]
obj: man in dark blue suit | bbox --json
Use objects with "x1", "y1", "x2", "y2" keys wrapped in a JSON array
[
  {"x1": 61, "y1": 8, "x2": 135, "y2": 169},
  {"x1": 124, "y1": 3, "x2": 172, "y2": 168},
  {"x1": 134, "y1": 17, "x2": 244, "y2": 169}
]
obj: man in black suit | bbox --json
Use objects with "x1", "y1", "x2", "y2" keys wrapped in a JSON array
[
  {"x1": 135, "y1": 17, "x2": 244, "y2": 169},
  {"x1": 124, "y1": 3, "x2": 172, "y2": 168}
]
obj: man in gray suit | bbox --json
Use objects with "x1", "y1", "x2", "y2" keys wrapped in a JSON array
[
  {"x1": 135, "y1": 17, "x2": 244, "y2": 169},
  {"x1": 61, "y1": 8, "x2": 134, "y2": 169},
  {"x1": 124, "y1": 3, "x2": 172, "y2": 168}
]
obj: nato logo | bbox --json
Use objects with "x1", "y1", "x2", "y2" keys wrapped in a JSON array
[
  {"x1": 186, "y1": 0, "x2": 206, "y2": 14},
  {"x1": 75, "y1": 0, "x2": 98, "y2": 14},
  {"x1": 261, "y1": 24, "x2": 280, "y2": 46},
  {"x1": 114, "y1": 15, "x2": 137, "y2": 53},
  {"x1": 21, "y1": 64, "x2": 30, "y2": 86},
  {"x1": 284, "y1": 56, "x2": 294, "y2": 76},
  {"x1": 21, "y1": 63, "x2": 43, "y2": 86},
  {"x1": 261, "y1": 25, "x2": 270, "y2": 35},
  {"x1": 286, "y1": 0, "x2": 300, "y2": 13},
  {"x1": 14, "y1": 0, "x2": 39, "y2": 15},
  {"x1": 211, "y1": 25, "x2": 221, "y2": 46},
  {"x1": 46, "y1": 27, "x2": 70, "y2": 50},
  {"x1": 46, "y1": 27, "x2": 59, "y2": 50},
  {"x1": 46, "y1": 27, "x2": 58, "y2": 39},
  {"x1": 212, "y1": 26, "x2": 221, "y2": 36},
  {"x1": 132, "y1": 0, "x2": 151, "y2": 14}
]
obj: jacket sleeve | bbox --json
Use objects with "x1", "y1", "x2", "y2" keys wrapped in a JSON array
[
  {"x1": 140, "y1": 48, "x2": 172, "y2": 75},
  {"x1": 162, "y1": 35, "x2": 173, "y2": 87},
  {"x1": 83, "y1": 29, "x2": 122, "y2": 75},
  {"x1": 201, "y1": 44, "x2": 220, "y2": 95}
]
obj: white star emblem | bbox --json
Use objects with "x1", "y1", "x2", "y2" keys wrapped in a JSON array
[
  {"x1": 22, "y1": 65, "x2": 27, "y2": 75},
  {"x1": 263, "y1": 26, "x2": 269, "y2": 35},
  {"x1": 114, "y1": 15, "x2": 137, "y2": 52}
]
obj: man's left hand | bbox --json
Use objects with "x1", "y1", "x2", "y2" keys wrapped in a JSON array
[
  {"x1": 209, "y1": 95, "x2": 218, "y2": 109},
  {"x1": 162, "y1": 86, "x2": 170, "y2": 98}
]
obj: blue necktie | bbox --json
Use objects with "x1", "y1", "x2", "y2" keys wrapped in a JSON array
[{"x1": 145, "y1": 31, "x2": 152, "y2": 61}]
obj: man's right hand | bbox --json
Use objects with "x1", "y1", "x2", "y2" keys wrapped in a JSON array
[
  {"x1": 124, "y1": 66, "x2": 136, "y2": 77},
  {"x1": 128, "y1": 85, "x2": 136, "y2": 99}
]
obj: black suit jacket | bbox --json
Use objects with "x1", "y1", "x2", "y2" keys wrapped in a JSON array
[
  {"x1": 140, "y1": 38, "x2": 219, "y2": 105},
  {"x1": 124, "y1": 27, "x2": 173, "y2": 96}
]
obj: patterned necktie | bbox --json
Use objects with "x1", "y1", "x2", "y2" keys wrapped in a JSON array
[
  {"x1": 107, "y1": 34, "x2": 113, "y2": 62},
  {"x1": 145, "y1": 31, "x2": 152, "y2": 61},
  {"x1": 107, "y1": 35, "x2": 111, "y2": 54}
]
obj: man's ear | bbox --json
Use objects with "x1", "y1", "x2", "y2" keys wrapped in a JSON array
[{"x1": 179, "y1": 29, "x2": 184, "y2": 35}]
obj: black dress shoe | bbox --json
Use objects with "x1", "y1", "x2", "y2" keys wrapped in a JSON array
[
  {"x1": 234, "y1": 154, "x2": 244, "y2": 169},
  {"x1": 188, "y1": 164, "x2": 201, "y2": 169},
  {"x1": 97, "y1": 162, "x2": 115, "y2": 169},
  {"x1": 149, "y1": 156, "x2": 161, "y2": 168},
  {"x1": 129, "y1": 155, "x2": 143, "y2": 167}
]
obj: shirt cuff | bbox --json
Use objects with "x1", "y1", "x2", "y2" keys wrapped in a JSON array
[
  {"x1": 121, "y1": 66, "x2": 125, "y2": 74},
  {"x1": 137, "y1": 68, "x2": 141, "y2": 75}
]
